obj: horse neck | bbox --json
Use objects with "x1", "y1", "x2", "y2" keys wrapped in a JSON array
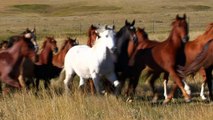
[
  {"x1": 8, "y1": 41, "x2": 25, "y2": 65},
  {"x1": 92, "y1": 40, "x2": 109, "y2": 60},
  {"x1": 38, "y1": 47, "x2": 53, "y2": 64},
  {"x1": 167, "y1": 28, "x2": 183, "y2": 48}
]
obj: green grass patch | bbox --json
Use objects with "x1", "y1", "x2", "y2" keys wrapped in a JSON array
[
  {"x1": 187, "y1": 5, "x2": 211, "y2": 11},
  {"x1": 11, "y1": 4, "x2": 51, "y2": 14}
]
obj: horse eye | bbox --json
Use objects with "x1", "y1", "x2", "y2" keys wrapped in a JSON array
[{"x1": 106, "y1": 35, "x2": 108, "y2": 38}]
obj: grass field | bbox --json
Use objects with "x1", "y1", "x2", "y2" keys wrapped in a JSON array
[{"x1": 0, "y1": 0, "x2": 213, "y2": 120}]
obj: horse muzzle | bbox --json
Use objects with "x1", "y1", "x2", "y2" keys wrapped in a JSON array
[
  {"x1": 182, "y1": 35, "x2": 189, "y2": 43},
  {"x1": 54, "y1": 47, "x2": 58, "y2": 53}
]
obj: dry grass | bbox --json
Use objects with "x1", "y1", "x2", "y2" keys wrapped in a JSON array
[{"x1": 0, "y1": 0, "x2": 213, "y2": 120}]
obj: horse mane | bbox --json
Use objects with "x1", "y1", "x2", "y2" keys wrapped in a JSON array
[
  {"x1": 60, "y1": 39, "x2": 69, "y2": 51},
  {"x1": 203, "y1": 23, "x2": 213, "y2": 35},
  {"x1": 88, "y1": 25, "x2": 98, "y2": 38},
  {"x1": 42, "y1": 37, "x2": 53, "y2": 49},
  {"x1": 178, "y1": 39, "x2": 213, "y2": 77}
]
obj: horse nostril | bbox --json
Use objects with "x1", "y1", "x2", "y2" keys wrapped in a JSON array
[
  {"x1": 54, "y1": 48, "x2": 58, "y2": 53},
  {"x1": 111, "y1": 47, "x2": 117, "y2": 53}
]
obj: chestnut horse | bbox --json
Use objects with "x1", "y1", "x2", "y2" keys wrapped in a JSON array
[
  {"x1": 177, "y1": 23, "x2": 213, "y2": 101},
  {"x1": 52, "y1": 37, "x2": 78, "y2": 68},
  {"x1": 0, "y1": 35, "x2": 37, "y2": 93},
  {"x1": 163, "y1": 23, "x2": 213, "y2": 101},
  {"x1": 178, "y1": 40, "x2": 213, "y2": 92},
  {"x1": 87, "y1": 25, "x2": 98, "y2": 47},
  {"x1": 128, "y1": 14, "x2": 190, "y2": 104},
  {"x1": 34, "y1": 37, "x2": 58, "y2": 90}
]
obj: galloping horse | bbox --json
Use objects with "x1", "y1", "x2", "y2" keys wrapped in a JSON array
[
  {"x1": 52, "y1": 37, "x2": 78, "y2": 68},
  {"x1": 83, "y1": 20, "x2": 138, "y2": 95},
  {"x1": 63, "y1": 25, "x2": 120, "y2": 95},
  {"x1": 87, "y1": 25, "x2": 98, "y2": 47},
  {"x1": 34, "y1": 37, "x2": 58, "y2": 90},
  {"x1": 113, "y1": 20, "x2": 138, "y2": 95},
  {"x1": 0, "y1": 34, "x2": 37, "y2": 92},
  {"x1": 128, "y1": 14, "x2": 190, "y2": 104},
  {"x1": 6, "y1": 28, "x2": 39, "y2": 89},
  {"x1": 162, "y1": 23, "x2": 213, "y2": 101}
]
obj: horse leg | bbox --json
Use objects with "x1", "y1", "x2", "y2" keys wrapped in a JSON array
[
  {"x1": 44, "y1": 80, "x2": 50, "y2": 90},
  {"x1": 64, "y1": 69, "x2": 75, "y2": 94},
  {"x1": 149, "y1": 72, "x2": 160, "y2": 103},
  {"x1": 0, "y1": 74, "x2": 21, "y2": 89},
  {"x1": 164, "y1": 70, "x2": 191, "y2": 104},
  {"x1": 205, "y1": 67, "x2": 213, "y2": 101},
  {"x1": 35, "y1": 78, "x2": 40, "y2": 91},
  {"x1": 163, "y1": 73, "x2": 169, "y2": 99},
  {"x1": 198, "y1": 68, "x2": 207, "y2": 100},
  {"x1": 105, "y1": 72, "x2": 120, "y2": 96}
]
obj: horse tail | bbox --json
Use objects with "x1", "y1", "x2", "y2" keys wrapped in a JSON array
[
  {"x1": 59, "y1": 68, "x2": 65, "y2": 81},
  {"x1": 178, "y1": 39, "x2": 213, "y2": 77}
]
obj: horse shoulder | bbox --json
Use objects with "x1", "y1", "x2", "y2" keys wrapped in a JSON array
[{"x1": 0, "y1": 52, "x2": 13, "y2": 65}]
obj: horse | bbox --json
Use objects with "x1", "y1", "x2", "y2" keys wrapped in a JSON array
[
  {"x1": 63, "y1": 25, "x2": 120, "y2": 95},
  {"x1": 33, "y1": 36, "x2": 59, "y2": 90},
  {"x1": 6, "y1": 28, "x2": 39, "y2": 89},
  {"x1": 52, "y1": 37, "x2": 79, "y2": 68},
  {"x1": 0, "y1": 34, "x2": 37, "y2": 93},
  {"x1": 82, "y1": 20, "x2": 138, "y2": 95},
  {"x1": 87, "y1": 24, "x2": 98, "y2": 47},
  {"x1": 161, "y1": 23, "x2": 213, "y2": 101},
  {"x1": 128, "y1": 14, "x2": 190, "y2": 104}
]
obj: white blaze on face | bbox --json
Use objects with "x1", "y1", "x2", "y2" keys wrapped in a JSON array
[{"x1": 24, "y1": 33, "x2": 32, "y2": 38}]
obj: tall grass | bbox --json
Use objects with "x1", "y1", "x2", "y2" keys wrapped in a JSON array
[{"x1": 0, "y1": 0, "x2": 213, "y2": 120}]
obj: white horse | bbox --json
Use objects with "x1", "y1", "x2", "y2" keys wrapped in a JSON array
[{"x1": 63, "y1": 25, "x2": 120, "y2": 94}]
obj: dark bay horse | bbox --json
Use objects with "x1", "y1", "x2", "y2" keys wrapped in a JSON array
[
  {"x1": 128, "y1": 14, "x2": 190, "y2": 104},
  {"x1": 52, "y1": 37, "x2": 78, "y2": 68},
  {"x1": 34, "y1": 37, "x2": 59, "y2": 90},
  {"x1": 0, "y1": 35, "x2": 37, "y2": 93}
]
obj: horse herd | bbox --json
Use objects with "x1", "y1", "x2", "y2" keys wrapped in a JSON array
[{"x1": 0, "y1": 14, "x2": 213, "y2": 104}]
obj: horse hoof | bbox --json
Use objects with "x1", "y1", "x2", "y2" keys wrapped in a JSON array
[
  {"x1": 126, "y1": 97, "x2": 134, "y2": 103},
  {"x1": 163, "y1": 98, "x2": 171, "y2": 105},
  {"x1": 184, "y1": 97, "x2": 191, "y2": 103}
]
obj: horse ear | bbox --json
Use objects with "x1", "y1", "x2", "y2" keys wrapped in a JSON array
[
  {"x1": 112, "y1": 25, "x2": 115, "y2": 30},
  {"x1": 176, "y1": 14, "x2": 180, "y2": 20},
  {"x1": 125, "y1": 20, "x2": 128, "y2": 25},
  {"x1": 131, "y1": 20, "x2": 135, "y2": 26},
  {"x1": 183, "y1": 14, "x2": 186, "y2": 19}
]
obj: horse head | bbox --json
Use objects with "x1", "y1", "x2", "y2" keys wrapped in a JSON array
[
  {"x1": 61, "y1": 37, "x2": 79, "y2": 51},
  {"x1": 42, "y1": 36, "x2": 58, "y2": 53},
  {"x1": 23, "y1": 27, "x2": 39, "y2": 52},
  {"x1": 171, "y1": 14, "x2": 189, "y2": 43},
  {"x1": 95, "y1": 25, "x2": 116, "y2": 53},
  {"x1": 0, "y1": 40, "x2": 9, "y2": 50},
  {"x1": 87, "y1": 25, "x2": 98, "y2": 47},
  {"x1": 136, "y1": 27, "x2": 148, "y2": 42},
  {"x1": 20, "y1": 36, "x2": 38, "y2": 62}
]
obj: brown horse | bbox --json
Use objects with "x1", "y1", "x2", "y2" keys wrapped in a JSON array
[
  {"x1": 87, "y1": 25, "x2": 98, "y2": 47},
  {"x1": 176, "y1": 23, "x2": 213, "y2": 101},
  {"x1": 0, "y1": 35, "x2": 37, "y2": 93},
  {"x1": 52, "y1": 37, "x2": 78, "y2": 68},
  {"x1": 34, "y1": 36, "x2": 58, "y2": 90},
  {"x1": 178, "y1": 39, "x2": 213, "y2": 101},
  {"x1": 162, "y1": 23, "x2": 213, "y2": 101},
  {"x1": 128, "y1": 14, "x2": 190, "y2": 104}
]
